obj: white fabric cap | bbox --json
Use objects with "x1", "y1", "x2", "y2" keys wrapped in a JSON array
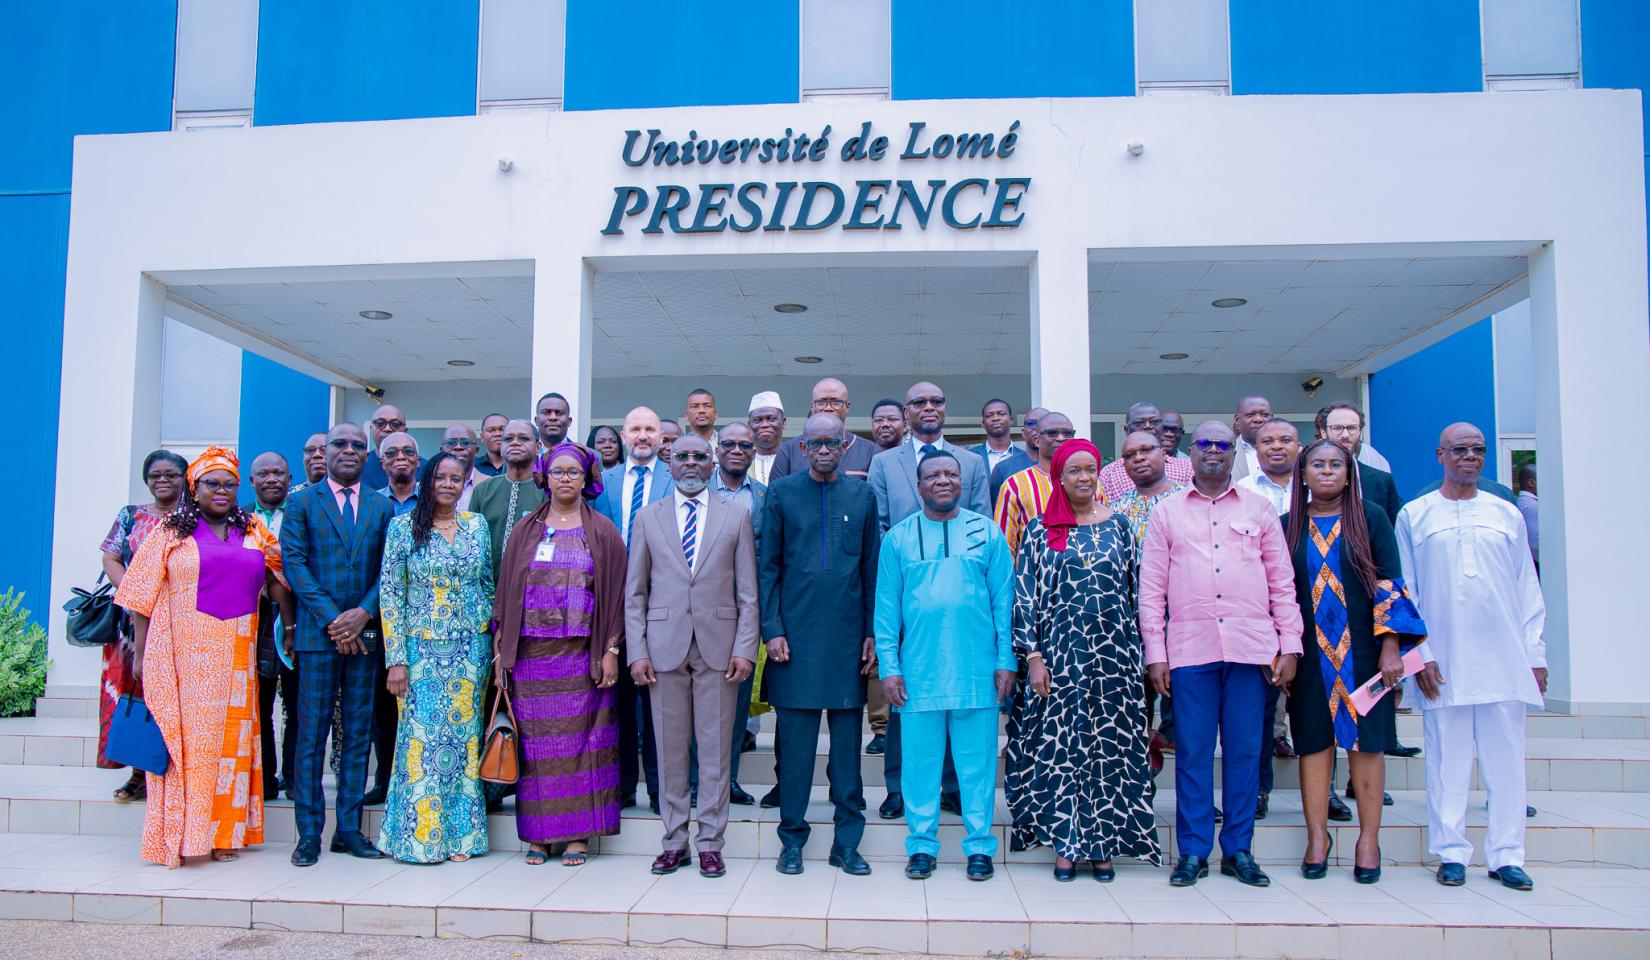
[{"x1": 749, "y1": 390, "x2": 783, "y2": 414}]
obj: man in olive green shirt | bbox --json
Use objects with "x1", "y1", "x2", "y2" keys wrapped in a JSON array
[{"x1": 471, "y1": 419, "x2": 547, "y2": 571}]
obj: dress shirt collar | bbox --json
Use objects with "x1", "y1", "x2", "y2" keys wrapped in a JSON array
[
  {"x1": 712, "y1": 471, "x2": 750, "y2": 495},
  {"x1": 910, "y1": 434, "x2": 946, "y2": 454},
  {"x1": 628, "y1": 456, "x2": 656, "y2": 474},
  {"x1": 1185, "y1": 480, "x2": 1239, "y2": 503},
  {"x1": 326, "y1": 476, "x2": 361, "y2": 498},
  {"x1": 673, "y1": 488, "x2": 709, "y2": 511}
]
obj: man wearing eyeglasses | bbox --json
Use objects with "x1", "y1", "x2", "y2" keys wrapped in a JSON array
[
  {"x1": 1397, "y1": 423, "x2": 1542, "y2": 892},
  {"x1": 995, "y1": 410, "x2": 1076, "y2": 555},
  {"x1": 375, "y1": 433, "x2": 421, "y2": 518},
  {"x1": 770, "y1": 378, "x2": 878, "y2": 480},
  {"x1": 1139, "y1": 420, "x2": 1302, "y2": 889},
  {"x1": 361, "y1": 404, "x2": 407, "y2": 491},
  {"x1": 1100, "y1": 402, "x2": 1194, "y2": 502},
  {"x1": 439, "y1": 423, "x2": 483, "y2": 511},
  {"x1": 1314, "y1": 404, "x2": 1403, "y2": 524},
  {"x1": 867, "y1": 381, "x2": 989, "y2": 533}
]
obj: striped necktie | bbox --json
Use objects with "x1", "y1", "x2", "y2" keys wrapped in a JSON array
[
  {"x1": 681, "y1": 497, "x2": 699, "y2": 570},
  {"x1": 626, "y1": 464, "x2": 647, "y2": 546}
]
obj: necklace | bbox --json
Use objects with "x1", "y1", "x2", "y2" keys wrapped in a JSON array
[{"x1": 549, "y1": 503, "x2": 581, "y2": 522}]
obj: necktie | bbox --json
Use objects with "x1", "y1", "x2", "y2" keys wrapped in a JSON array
[
  {"x1": 339, "y1": 487, "x2": 356, "y2": 537},
  {"x1": 681, "y1": 497, "x2": 699, "y2": 570},
  {"x1": 921, "y1": 443, "x2": 937, "y2": 456},
  {"x1": 627, "y1": 465, "x2": 646, "y2": 546}
]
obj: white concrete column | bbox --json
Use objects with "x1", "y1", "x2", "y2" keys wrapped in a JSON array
[
  {"x1": 47, "y1": 273, "x2": 167, "y2": 687},
  {"x1": 530, "y1": 257, "x2": 594, "y2": 436},
  {"x1": 1528, "y1": 239, "x2": 1650, "y2": 715},
  {"x1": 1029, "y1": 248, "x2": 1093, "y2": 439}
]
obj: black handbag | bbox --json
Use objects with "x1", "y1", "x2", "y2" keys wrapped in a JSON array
[{"x1": 63, "y1": 574, "x2": 121, "y2": 648}]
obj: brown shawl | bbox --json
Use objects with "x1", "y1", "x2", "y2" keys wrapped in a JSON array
[{"x1": 492, "y1": 499, "x2": 627, "y2": 673}]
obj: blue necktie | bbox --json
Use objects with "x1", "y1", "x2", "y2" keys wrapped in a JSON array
[
  {"x1": 339, "y1": 487, "x2": 356, "y2": 537},
  {"x1": 681, "y1": 497, "x2": 699, "y2": 570},
  {"x1": 921, "y1": 443, "x2": 937, "y2": 456},
  {"x1": 627, "y1": 465, "x2": 646, "y2": 546}
]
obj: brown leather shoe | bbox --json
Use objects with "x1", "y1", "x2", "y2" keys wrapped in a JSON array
[
  {"x1": 651, "y1": 849, "x2": 690, "y2": 875},
  {"x1": 699, "y1": 851, "x2": 727, "y2": 877}
]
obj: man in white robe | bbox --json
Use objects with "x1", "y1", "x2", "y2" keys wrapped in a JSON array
[{"x1": 1396, "y1": 422, "x2": 1545, "y2": 891}]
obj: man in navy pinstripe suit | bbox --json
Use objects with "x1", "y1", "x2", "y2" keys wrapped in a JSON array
[{"x1": 279, "y1": 422, "x2": 396, "y2": 867}]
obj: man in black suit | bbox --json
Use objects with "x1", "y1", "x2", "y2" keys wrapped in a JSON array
[{"x1": 1316, "y1": 403, "x2": 1403, "y2": 523}]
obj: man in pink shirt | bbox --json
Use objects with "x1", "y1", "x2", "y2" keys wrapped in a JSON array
[{"x1": 1139, "y1": 421, "x2": 1302, "y2": 889}]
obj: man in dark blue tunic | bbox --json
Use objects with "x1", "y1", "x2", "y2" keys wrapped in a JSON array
[{"x1": 759, "y1": 413, "x2": 881, "y2": 877}]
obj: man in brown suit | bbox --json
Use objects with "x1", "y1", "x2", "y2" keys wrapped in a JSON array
[{"x1": 626, "y1": 434, "x2": 760, "y2": 878}]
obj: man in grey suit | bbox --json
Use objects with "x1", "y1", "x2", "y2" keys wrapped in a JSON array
[
  {"x1": 626, "y1": 434, "x2": 759, "y2": 879},
  {"x1": 597, "y1": 406, "x2": 675, "y2": 811},
  {"x1": 868, "y1": 381, "x2": 990, "y2": 531}
]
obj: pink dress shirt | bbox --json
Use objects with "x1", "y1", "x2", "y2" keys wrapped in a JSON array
[
  {"x1": 1099, "y1": 454, "x2": 1194, "y2": 503},
  {"x1": 326, "y1": 477, "x2": 363, "y2": 514},
  {"x1": 1138, "y1": 483, "x2": 1303, "y2": 669}
]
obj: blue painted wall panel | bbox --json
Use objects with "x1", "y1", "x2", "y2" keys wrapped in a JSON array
[
  {"x1": 1231, "y1": 0, "x2": 1482, "y2": 95},
  {"x1": 254, "y1": 0, "x2": 480, "y2": 126},
  {"x1": 892, "y1": 0, "x2": 1133, "y2": 100},
  {"x1": 1580, "y1": 0, "x2": 1649, "y2": 330},
  {"x1": 1369, "y1": 318, "x2": 1498, "y2": 499},
  {"x1": 565, "y1": 1, "x2": 798, "y2": 110},
  {"x1": 237, "y1": 354, "x2": 333, "y2": 487}
]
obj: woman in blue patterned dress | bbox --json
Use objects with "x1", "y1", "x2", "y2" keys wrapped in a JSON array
[{"x1": 378, "y1": 453, "x2": 495, "y2": 863}]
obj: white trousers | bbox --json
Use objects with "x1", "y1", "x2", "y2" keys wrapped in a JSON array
[{"x1": 1422, "y1": 700, "x2": 1527, "y2": 870}]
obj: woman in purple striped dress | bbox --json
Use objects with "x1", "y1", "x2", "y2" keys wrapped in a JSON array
[{"x1": 493, "y1": 443, "x2": 627, "y2": 866}]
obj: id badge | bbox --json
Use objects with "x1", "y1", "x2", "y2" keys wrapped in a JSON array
[{"x1": 535, "y1": 542, "x2": 556, "y2": 564}]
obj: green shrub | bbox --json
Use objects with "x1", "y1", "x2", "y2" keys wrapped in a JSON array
[{"x1": 0, "y1": 589, "x2": 49, "y2": 718}]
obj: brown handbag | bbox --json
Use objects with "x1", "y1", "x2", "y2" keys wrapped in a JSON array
[{"x1": 478, "y1": 678, "x2": 519, "y2": 785}]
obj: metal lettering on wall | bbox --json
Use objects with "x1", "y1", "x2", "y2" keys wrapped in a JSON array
[{"x1": 600, "y1": 121, "x2": 1029, "y2": 236}]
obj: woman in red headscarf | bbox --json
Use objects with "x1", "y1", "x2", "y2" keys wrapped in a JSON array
[
  {"x1": 116, "y1": 446, "x2": 292, "y2": 867},
  {"x1": 1003, "y1": 439, "x2": 1161, "y2": 882}
]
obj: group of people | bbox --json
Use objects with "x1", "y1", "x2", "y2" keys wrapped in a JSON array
[{"x1": 96, "y1": 378, "x2": 1548, "y2": 898}]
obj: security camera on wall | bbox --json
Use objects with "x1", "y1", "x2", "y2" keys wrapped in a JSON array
[
  {"x1": 366, "y1": 386, "x2": 386, "y2": 403},
  {"x1": 1301, "y1": 376, "x2": 1324, "y2": 397}
]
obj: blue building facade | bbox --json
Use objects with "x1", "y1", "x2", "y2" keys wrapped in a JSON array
[{"x1": 5, "y1": 0, "x2": 1645, "y2": 623}]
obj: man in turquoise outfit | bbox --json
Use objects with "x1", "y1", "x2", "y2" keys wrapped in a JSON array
[{"x1": 874, "y1": 450, "x2": 1016, "y2": 882}]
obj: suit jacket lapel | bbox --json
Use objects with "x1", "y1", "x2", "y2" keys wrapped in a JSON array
[
  {"x1": 652, "y1": 499, "x2": 692, "y2": 577},
  {"x1": 900, "y1": 443, "x2": 919, "y2": 497},
  {"x1": 347, "y1": 494, "x2": 375, "y2": 556},
  {"x1": 315, "y1": 483, "x2": 349, "y2": 549},
  {"x1": 691, "y1": 495, "x2": 728, "y2": 583}
]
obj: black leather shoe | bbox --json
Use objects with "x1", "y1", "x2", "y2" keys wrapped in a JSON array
[
  {"x1": 649, "y1": 798, "x2": 660, "y2": 815},
  {"x1": 1091, "y1": 861, "x2": 1115, "y2": 883},
  {"x1": 865, "y1": 734, "x2": 886, "y2": 755},
  {"x1": 1255, "y1": 792, "x2": 1269, "y2": 821},
  {"x1": 966, "y1": 854, "x2": 994, "y2": 881},
  {"x1": 361, "y1": 784, "x2": 388, "y2": 806},
  {"x1": 829, "y1": 846, "x2": 872, "y2": 876},
  {"x1": 1436, "y1": 861, "x2": 1467, "y2": 886},
  {"x1": 1213, "y1": 805, "x2": 1223, "y2": 823},
  {"x1": 1301, "y1": 833, "x2": 1333, "y2": 880},
  {"x1": 620, "y1": 793, "x2": 637, "y2": 809},
  {"x1": 1383, "y1": 792, "x2": 1394, "y2": 806},
  {"x1": 1327, "y1": 794, "x2": 1353, "y2": 822},
  {"x1": 1169, "y1": 855, "x2": 1208, "y2": 887},
  {"x1": 775, "y1": 847, "x2": 804, "y2": 875},
  {"x1": 905, "y1": 853, "x2": 936, "y2": 879},
  {"x1": 855, "y1": 796, "x2": 866, "y2": 811},
  {"x1": 1354, "y1": 855, "x2": 1382, "y2": 885},
  {"x1": 879, "y1": 793, "x2": 904, "y2": 820},
  {"x1": 741, "y1": 731, "x2": 757, "y2": 753},
  {"x1": 1489, "y1": 865, "x2": 1534, "y2": 890},
  {"x1": 1052, "y1": 862, "x2": 1077, "y2": 882},
  {"x1": 940, "y1": 792, "x2": 963, "y2": 815},
  {"x1": 330, "y1": 832, "x2": 384, "y2": 859},
  {"x1": 759, "y1": 787, "x2": 781, "y2": 809},
  {"x1": 1386, "y1": 741, "x2": 1422, "y2": 758},
  {"x1": 1527, "y1": 805, "x2": 1537, "y2": 817},
  {"x1": 1219, "y1": 851, "x2": 1270, "y2": 887},
  {"x1": 291, "y1": 836, "x2": 320, "y2": 867},
  {"x1": 729, "y1": 783, "x2": 754, "y2": 805}
]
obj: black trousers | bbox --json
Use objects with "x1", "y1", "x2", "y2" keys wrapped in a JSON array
[
  {"x1": 618, "y1": 667, "x2": 660, "y2": 802},
  {"x1": 776, "y1": 707, "x2": 865, "y2": 853},
  {"x1": 370, "y1": 661, "x2": 397, "y2": 791},
  {"x1": 257, "y1": 663, "x2": 298, "y2": 788},
  {"x1": 884, "y1": 710, "x2": 958, "y2": 799}
]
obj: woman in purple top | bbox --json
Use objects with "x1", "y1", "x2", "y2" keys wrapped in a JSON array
[{"x1": 493, "y1": 443, "x2": 628, "y2": 866}]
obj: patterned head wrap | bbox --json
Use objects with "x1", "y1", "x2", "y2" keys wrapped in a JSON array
[
  {"x1": 186, "y1": 445, "x2": 240, "y2": 492},
  {"x1": 534, "y1": 442, "x2": 605, "y2": 500},
  {"x1": 1040, "y1": 438, "x2": 1102, "y2": 552}
]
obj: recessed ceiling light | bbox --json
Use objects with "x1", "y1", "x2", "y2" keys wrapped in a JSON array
[
  {"x1": 1158, "y1": 352, "x2": 1190, "y2": 360},
  {"x1": 793, "y1": 355, "x2": 823, "y2": 364},
  {"x1": 358, "y1": 309, "x2": 394, "y2": 320},
  {"x1": 1211, "y1": 297, "x2": 1247, "y2": 308},
  {"x1": 774, "y1": 303, "x2": 808, "y2": 314},
  {"x1": 446, "y1": 359, "x2": 475, "y2": 367}
]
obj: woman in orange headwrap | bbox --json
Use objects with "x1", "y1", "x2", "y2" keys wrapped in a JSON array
[{"x1": 115, "y1": 446, "x2": 293, "y2": 867}]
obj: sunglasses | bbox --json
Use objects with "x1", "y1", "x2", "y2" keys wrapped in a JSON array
[
  {"x1": 672, "y1": 451, "x2": 713, "y2": 463},
  {"x1": 328, "y1": 439, "x2": 369, "y2": 452},
  {"x1": 1194, "y1": 439, "x2": 1235, "y2": 453},
  {"x1": 370, "y1": 418, "x2": 406, "y2": 432},
  {"x1": 1447, "y1": 444, "x2": 1488, "y2": 457},
  {"x1": 804, "y1": 437, "x2": 843, "y2": 450},
  {"x1": 381, "y1": 446, "x2": 418, "y2": 460},
  {"x1": 441, "y1": 438, "x2": 477, "y2": 449},
  {"x1": 719, "y1": 440, "x2": 756, "y2": 452},
  {"x1": 905, "y1": 396, "x2": 946, "y2": 409},
  {"x1": 1041, "y1": 428, "x2": 1076, "y2": 440}
]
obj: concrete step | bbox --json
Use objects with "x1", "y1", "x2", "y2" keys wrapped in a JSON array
[
  {"x1": 0, "y1": 833, "x2": 1642, "y2": 957},
  {"x1": 1, "y1": 764, "x2": 1646, "y2": 868},
  {"x1": 31, "y1": 699, "x2": 96, "y2": 720}
]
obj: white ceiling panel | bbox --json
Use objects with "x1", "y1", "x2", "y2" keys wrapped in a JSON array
[
  {"x1": 1289, "y1": 260, "x2": 1408, "y2": 287},
  {"x1": 828, "y1": 266, "x2": 921, "y2": 295},
  {"x1": 1107, "y1": 261, "x2": 1211, "y2": 291},
  {"x1": 372, "y1": 278, "x2": 481, "y2": 302}
]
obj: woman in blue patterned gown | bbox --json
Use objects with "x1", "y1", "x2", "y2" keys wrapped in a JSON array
[{"x1": 378, "y1": 453, "x2": 495, "y2": 863}]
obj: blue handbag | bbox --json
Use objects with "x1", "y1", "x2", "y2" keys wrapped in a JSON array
[{"x1": 105, "y1": 694, "x2": 170, "y2": 775}]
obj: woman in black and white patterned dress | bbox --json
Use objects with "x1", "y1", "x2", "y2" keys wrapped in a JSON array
[{"x1": 1005, "y1": 439, "x2": 1161, "y2": 882}]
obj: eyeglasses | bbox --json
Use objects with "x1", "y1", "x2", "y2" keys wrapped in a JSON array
[
  {"x1": 370, "y1": 418, "x2": 406, "y2": 432},
  {"x1": 381, "y1": 446, "x2": 418, "y2": 460},
  {"x1": 1127, "y1": 417, "x2": 1163, "y2": 430},
  {"x1": 811, "y1": 398, "x2": 848, "y2": 410},
  {"x1": 1193, "y1": 439, "x2": 1235, "y2": 453},
  {"x1": 328, "y1": 439, "x2": 369, "y2": 452},
  {"x1": 719, "y1": 440, "x2": 756, "y2": 452},
  {"x1": 441, "y1": 438, "x2": 477, "y2": 449},
  {"x1": 146, "y1": 470, "x2": 183, "y2": 482},
  {"x1": 1040, "y1": 428, "x2": 1076, "y2": 440},
  {"x1": 804, "y1": 437, "x2": 843, "y2": 450},
  {"x1": 502, "y1": 433, "x2": 536, "y2": 445},
  {"x1": 545, "y1": 468, "x2": 584, "y2": 480},
  {"x1": 302, "y1": 445, "x2": 326, "y2": 456},
  {"x1": 906, "y1": 396, "x2": 945, "y2": 409},
  {"x1": 672, "y1": 451, "x2": 713, "y2": 463},
  {"x1": 1023, "y1": 418, "x2": 1039, "y2": 429},
  {"x1": 195, "y1": 478, "x2": 237, "y2": 494},
  {"x1": 1447, "y1": 444, "x2": 1488, "y2": 457},
  {"x1": 871, "y1": 414, "x2": 903, "y2": 425},
  {"x1": 1324, "y1": 424, "x2": 1361, "y2": 437}
]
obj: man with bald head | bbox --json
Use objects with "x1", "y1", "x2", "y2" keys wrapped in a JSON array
[
  {"x1": 596, "y1": 405, "x2": 675, "y2": 810},
  {"x1": 1229, "y1": 395, "x2": 1273, "y2": 482},
  {"x1": 1140, "y1": 420, "x2": 1301, "y2": 889},
  {"x1": 362, "y1": 404, "x2": 406, "y2": 490},
  {"x1": 868, "y1": 381, "x2": 989, "y2": 532},
  {"x1": 1100, "y1": 402, "x2": 1194, "y2": 501},
  {"x1": 1397, "y1": 423, "x2": 1544, "y2": 891},
  {"x1": 771, "y1": 377, "x2": 879, "y2": 480},
  {"x1": 471, "y1": 418, "x2": 547, "y2": 571},
  {"x1": 987, "y1": 405, "x2": 1044, "y2": 509}
]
